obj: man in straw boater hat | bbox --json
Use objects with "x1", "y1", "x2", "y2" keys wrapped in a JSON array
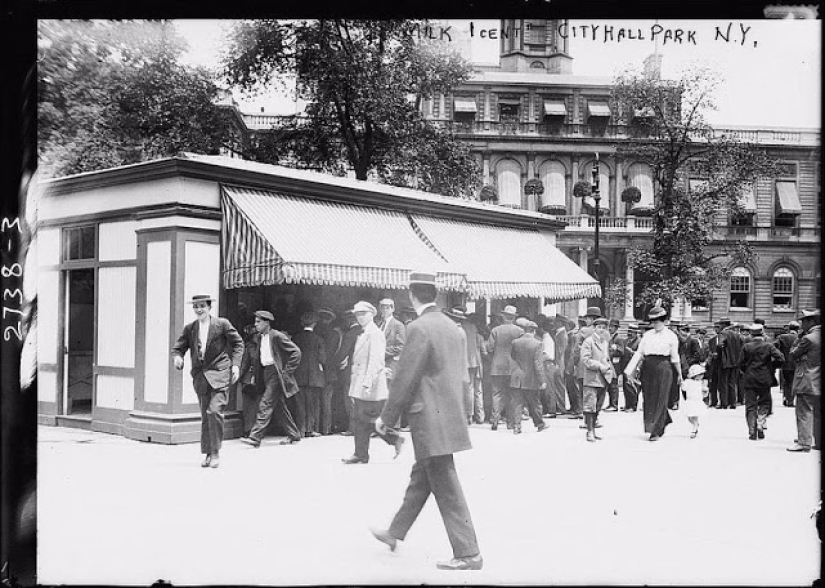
[
  {"x1": 172, "y1": 294, "x2": 244, "y2": 468},
  {"x1": 487, "y1": 304, "x2": 524, "y2": 431},
  {"x1": 787, "y1": 309, "x2": 821, "y2": 452},
  {"x1": 739, "y1": 322, "x2": 785, "y2": 441},
  {"x1": 241, "y1": 310, "x2": 303, "y2": 448},
  {"x1": 624, "y1": 306, "x2": 683, "y2": 442},
  {"x1": 371, "y1": 271, "x2": 483, "y2": 571}
]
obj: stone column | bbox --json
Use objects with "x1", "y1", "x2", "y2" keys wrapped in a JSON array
[{"x1": 483, "y1": 152, "x2": 491, "y2": 185}]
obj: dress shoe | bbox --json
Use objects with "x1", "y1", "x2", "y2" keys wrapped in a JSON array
[
  {"x1": 547, "y1": 414, "x2": 557, "y2": 419},
  {"x1": 201, "y1": 455, "x2": 212, "y2": 467},
  {"x1": 757, "y1": 429, "x2": 765, "y2": 439},
  {"x1": 787, "y1": 444, "x2": 811, "y2": 453},
  {"x1": 813, "y1": 446, "x2": 821, "y2": 451},
  {"x1": 593, "y1": 431, "x2": 603, "y2": 441},
  {"x1": 491, "y1": 424, "x2": 498, "y2": 431},
  {"x1": 513, "y1": 428, "x2": 522, "y2": 435},
  {"x1": 595, "y1": 422, "x2": 603, "y2": 428},
  {"x1": 748, "y1": 433, "x2": 757, "y2": 440},
  {"x1": 279, "y1": 437, "x2": 300, "y2": 445},
  {"x1": 604, "y1": 406, "x2": 619, "y2": 412},
  {"x1": 342, "y1": 455, "x2": 369, "y2": 464},
  {"x1": 209, "y1": 454, "x2": 220, "y2": 468},
  {"x1": 586, "y1": 431, "x2": 596, "y2": 443},
  {"x1": 729, "y1": 405, "x2": 737, "y2": 410},
  {"x1": 393, "y1": 436, "x2": 405, "y2": 459},
  {"x1": 436, "y1": 554, "x2": 483, "y2": 571},
  {"x1": 579, "y1": 423, "x2": 588, "y2": 429},
  {"x1": 369, "y1": 527, "x2": 397, "y2": 551},
  {"x1": 240, "y1": 437, "x2": 261, "y2": 448},
  {"x1": 649, "y1": 434, "x2": 660, "y2": 442},
  {"x1": 537, "y1": 423, "x2": 549, "y2": 432},
  {"x1": 340, "y1": 430, "x2": 354, "y2": 436},
  {"x1": 305, "y1": 432, "x2": 322, "y2": 438},
  {"x1": 400, "y1": 426, "x2": 411, "y2": 433}
]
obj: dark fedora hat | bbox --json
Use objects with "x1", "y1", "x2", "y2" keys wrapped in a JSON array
[{"x1": 585, "y1": 306, "x2": 602, "y2": 318}]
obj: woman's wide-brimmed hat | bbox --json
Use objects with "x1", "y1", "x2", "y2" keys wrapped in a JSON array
[
  {"x1": 647, "y1": 306, "x2": 668, "y2": 321},
  {"x1": 687, "y1": 364, "x2": 706, "y2": 379}
]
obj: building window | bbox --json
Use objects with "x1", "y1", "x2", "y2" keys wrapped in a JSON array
[
  {"x1": 499, "y1": 101, "x2": 520, "y2": 122},
  {"x1": 775, "y1": 180, "x2": 801, "y2": 227},
  {"x1": 772, "y1": 267, "x2": 794, "y2": 310},
  {"x1": 64, "y1": 226, "x2": 96, "y2": 261},
  {"x1": 729, "y1": 267, "x2": 752, "y2": 309},
  {"x1": 496, "y1": 160, "x2": 522, "y2": 207},
  {"x1": 691, "y1": 297, "x2": 708, "y2": 311}
]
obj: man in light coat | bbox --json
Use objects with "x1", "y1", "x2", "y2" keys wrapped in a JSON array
[
  {"x1": 787, "y1": 309, "x2": 821, "y2": 452},
  {"x1": 581, "y1": 317, "x2": 615, "y2": 442},
  {"x1": 371, "y1": 271, "x2": 482, "y2": 571},
  {"x1": 172, "y1": 294, "x2": 244, "y2": 468}
]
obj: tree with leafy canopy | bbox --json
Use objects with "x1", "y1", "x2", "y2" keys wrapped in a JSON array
[
  {"x1": 606, "y1": 65, "x2": 778, "y2": 312},
  {"x1": 222, "y1": 19, "x2": 481, "y2": 198},
  {"x1": 38, "y1": 20, "x2": 234, "y2": 178}
]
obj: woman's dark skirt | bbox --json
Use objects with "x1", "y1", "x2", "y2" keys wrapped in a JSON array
[{"x1": 640, "y1": 356, "x2": 674, "y2": 437}]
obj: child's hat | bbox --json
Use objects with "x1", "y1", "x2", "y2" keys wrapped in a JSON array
[{"x1": 687, "y1": 364, "x2": 706, "y2": 379}]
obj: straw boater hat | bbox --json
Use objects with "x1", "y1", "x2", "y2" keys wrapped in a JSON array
[
  {"x1": 716, "y1": 317, "x2": 732, "y2": 326},
  {"x1": 627, "y1": 323, "x2": 640, "y2": 332},
  {"x1": 501, "y1": 305, "x2": 518, "y2": 316},
  {"x1": 317, "y1": 307, "x2": 337, "y2": 320},
  {"x1": 687, "y1": 364, "x2": 706, "y2": 379},
  {"x1": 585, "y1": 306, "x2": 602, "y2": 318},
  {"x1": 445, "y1": 305, "x2": 467, "y2": 321},
  {"x1": 798, "y1": 309, "x2": 821, "y2": 321},
  {"x1": 788, "y1": 320, "x2": 801, "y2": 329},
  {"x1": 639, "y1": 321, "x2": 652, "y2": 331},
  {"x1": 647, "y1": 306, "x2": 667, "y2": 321},
  {"x1": 352, "y1": 301, "x2": 377, "y2": 315},
  {"x1": 749, "y1": 323, "x2": 764, "y2": 336},
  {"x1": 188, "y1": 294, "x2": 216, "y2": 304},
  {"x1": 409, "y1": 271, "x2": 438, "y2": 287}
]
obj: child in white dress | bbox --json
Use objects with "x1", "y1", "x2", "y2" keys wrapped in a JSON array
[{"x1": 681, "y1": 364, "x2": 708, "y2": 438}]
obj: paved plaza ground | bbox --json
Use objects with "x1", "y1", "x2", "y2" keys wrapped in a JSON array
[{"x1": 38, "y1": 389, "x2": 820, "y2": 586}]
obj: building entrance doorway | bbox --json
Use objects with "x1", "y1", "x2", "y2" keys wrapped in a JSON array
[{"x1": 63, "y1": 268, "x2": 95, "y2": 415}]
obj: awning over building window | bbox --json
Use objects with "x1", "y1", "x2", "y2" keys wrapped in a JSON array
[
  {"x1": 775, "y1": 181, "x2": 802, "y2": 215},
  {"x1": 543, "y1": 100, "x2": 567, "y2": 117},
  {"x1": 408, "y1": 215, "x2": 601, "y2": 301},
  {"x1": 453, "y1": 97, "x2": 478, "y2": 113},
  {"x1": 221, "y1": 187, "x2": 466, "y2": 291},
  {"x1": 738, "y1": 185, "x2": 757, "y2": 213},
  {"x1": 587, "y1": 103, "x2": 611, "y2": 119}
]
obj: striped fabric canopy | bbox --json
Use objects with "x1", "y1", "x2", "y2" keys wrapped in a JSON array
[
  {"x1": 221, "y1": 187, "x2": 466, "y2": 291},
  {"x1": 408, "y1": 215, "x2": 601, "y2": 301}
]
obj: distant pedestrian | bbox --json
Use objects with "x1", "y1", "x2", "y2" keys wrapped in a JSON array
[
  {"x1": 604, "y1": 318, "x2": 622, "y2": 412},
  {"x1": 581, "y1": 317, "x2": 615, "y2": 442},
  {"x1": 241, "y1": 310, "x2": 303, "y2": 448},
  {"x1": 621, "y1": 323, "x2": 641, "y2": 412},
  {"x1": 331, "y1": 311, "x2": 362, "y2": 436},
  {"x1": 775, "y1": 321, "x2": 800, "y2": 407},
  {"x1": 487, "y1": 305, "x2": 523, "y2": 431},
  {"x1": 681, "y1": 364, "x2": 708, "y2": 438},
  {"x1": 342, "y1": 301, "x2": 404, "y2": 464},
  {"x1": 625, "y1": 307, "x2": 682, "y2": 442},
  {"x1": 787, "y1": 310, "x2": 821, "y2": 453},
  {"x1": 292, "y1": 311, "x2": 327, "y2": 438},
  {"x1": 717, "y1": 317, "x2": 744, "y2": 409},
  {"x1": 510, "y1": 320, "x2": 550, "y2": 434},
  {"x1": 238, "y1": 325, "x2": 260, "y2": 437},
  {"x1": 315, "y1": 307, "x2": 343, "y2": 435},
  {"x1": 371, "y1": 271, "x2": 482, "y2": 571},
  {"x1": 740, "y1": 323, "x2": 784, "y2": 441},
  {"x1": 172, "y1": 294, "x2": 244, "y2": 468},
  {"x1": 450, "y1": 306, "x2": 486, "y2": 425}
]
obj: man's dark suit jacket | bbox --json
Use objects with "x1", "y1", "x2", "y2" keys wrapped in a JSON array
[
  {"x1": 740, "y1": 337, "x2": 784, "y2": 389},
  {"x1": 241, "y1": 329, "x2": 302, "y2": 398},
  {"x1": 775, "y1": 332, "x2": 798, "y2": 372},
  {"x1": 172, "y1": 316, "x2": 244, "y2": 390},
  {"x1": 719, "y1": 328, "x2": 744, "y2": 369},
  {"x1": 293, "y1": 329, "x2": 327, "y2": 388},
  {"x1": 510, "y1": 334, "x2": 546, "y2": 389},
  {"x1": 381, "y1": 306, "x2": 471, "y2": 461}
]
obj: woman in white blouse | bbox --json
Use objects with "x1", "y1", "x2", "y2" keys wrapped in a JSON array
[{"x1": 624, "y1": 307, "x2": 683, "y2": 441}]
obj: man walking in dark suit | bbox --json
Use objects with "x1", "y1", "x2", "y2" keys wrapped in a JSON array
[
  {"x1": 172, "y1": 294, "x2": 244, "y2": 469},
  {"x1": 510, "y1": 321, "x2": 549, "y2": 434},
  {"x1": 293, "y1": 311, "x2": 327, "y2": 438},
  {"x1": 775, "y1": 321, "x2": 800, "y2": 407},
  {"x1": 739, "y1": 323, "x2": 784, "y2": 440},
  {"x1": 241, "y1": 310, "x2": 303, "y2": 447},
  {"x1": 717, "y1": 317, "x2": 744, "y2": 409},
  {"x1": 706, "y1": 326, "x2": 722, "y2": 407},
  {"x1": 488, "y1": 305, "x2": 523, "y2": 430},
  {"x1": 370, "y1": 271, "x2": 482, "y2": 571}
]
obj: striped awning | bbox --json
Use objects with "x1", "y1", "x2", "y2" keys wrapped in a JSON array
[
  {"x1": 408, "y1": 215, "x2": 600, "y2": 301},
  {"x1": 221, "y1": 187, "x2": 466, "y2": 291},
  {"x1": 776, "y1": 181, "x2": 802, "y2": 215},
  {"x1": 738, "y1": 185, "x2": 757, "y2": 213},
  {"x1": 543, "y1": 100, "x2": 567, "y2": 117},
  {"x1": 454, "y1": 97, "x2": 478, "y2": 113},
  {"x1": 587, "y1": 102, "x2": 611, "y2": 119}
]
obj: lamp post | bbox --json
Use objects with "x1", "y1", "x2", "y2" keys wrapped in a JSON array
[{"x1": 591, "y1": 153, "x2": 601, "y2": 280}]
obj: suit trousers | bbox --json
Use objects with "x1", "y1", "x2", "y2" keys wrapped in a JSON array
[
  {"x1": 468, "y1": 367, "x2": 485, "y2": 423},
  {"x1": 735, "y1": 370, "x2": 744, "y2": 405},
  {"x1": 707, "y1": 364, "x2": 719, "y2": 406},
  {"x1": 299, "y1": 386, "x2": 322, "y2": 434},
  {"x1": 289, "y1": 390, "x2": 306, "y2": 435},
  {"x1": 622, "y1": 375, "x2": 639, "y2": 410},
  {"x1": 717, "y1": 367, "x2": 738, "y2": 408},
  {"x1": 565, "y1": 372, "x2": 582, "y2": 415},
  {"x1": 249, "y1": 366, "x2": 301, "y2": 442},
  {"x1": 388, "y1": 454, "x2": 480, "y2": 559},
  {"x1": 744, "y1": 386, "x2": 771, "y2": 435},
  {"x1": 511, "y1": 388, "x2": 544, "y2": 430},
  {"x1": 781, "y1": 370, "x2": 795, "y2": 406},
  {"x1": 490, "y1": 375, "x2": 511, "y2": 427},
  {"x1": 351, "y1": 398, "x2": 400, "y2": 462},
  {"x1": 543, "y1": 361, "x2": 566, "y2": 415},
  {"x1": 332, "y1": 378, "x2": 351, "y2": 433},
  {"x1": 194, "y1": 375, "x2": 228, "y2": 456},
  {"x1": 320, "y1": 381, "x2": 335, "y2": 434},
  {"x1": 241, "y1": 384, "x2": 261, "y2": 436},
  {"x1": 795, "y1": 394, "x2": 822, "y2": 449}
]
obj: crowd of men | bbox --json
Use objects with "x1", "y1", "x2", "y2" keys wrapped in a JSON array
[{"x1": 173, "y1": 291, "x2": 821, "y2": 468}]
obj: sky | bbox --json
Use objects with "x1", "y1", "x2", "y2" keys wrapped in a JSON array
[{"x1": 175, "y1": 19, "x2": 821, "y2": 129}]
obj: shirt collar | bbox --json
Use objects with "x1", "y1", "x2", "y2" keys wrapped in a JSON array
[{"x1": 416, "y1": 302, "x2": 437, "y2": 316}]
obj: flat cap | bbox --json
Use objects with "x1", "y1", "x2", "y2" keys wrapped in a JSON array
[{"x1": 254, "y1": 310, "x2": 275, "y2": 322}]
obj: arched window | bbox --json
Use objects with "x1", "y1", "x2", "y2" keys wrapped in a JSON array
[
  {"x1": 538, "y1": 160, "x2": 566, "y2": 213},
  {"x1": 496, "y1": 160, "x2": 522, "y2": 207},
  {"x1": 627, "y1": 163, "x2": 655, "y2": 213},
  {"x1": 772, "y1": 267, "x2": 795, "y2": 310},
  {"x1": 730, "y1": 267, "x2": 752, "y2": 309}
]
